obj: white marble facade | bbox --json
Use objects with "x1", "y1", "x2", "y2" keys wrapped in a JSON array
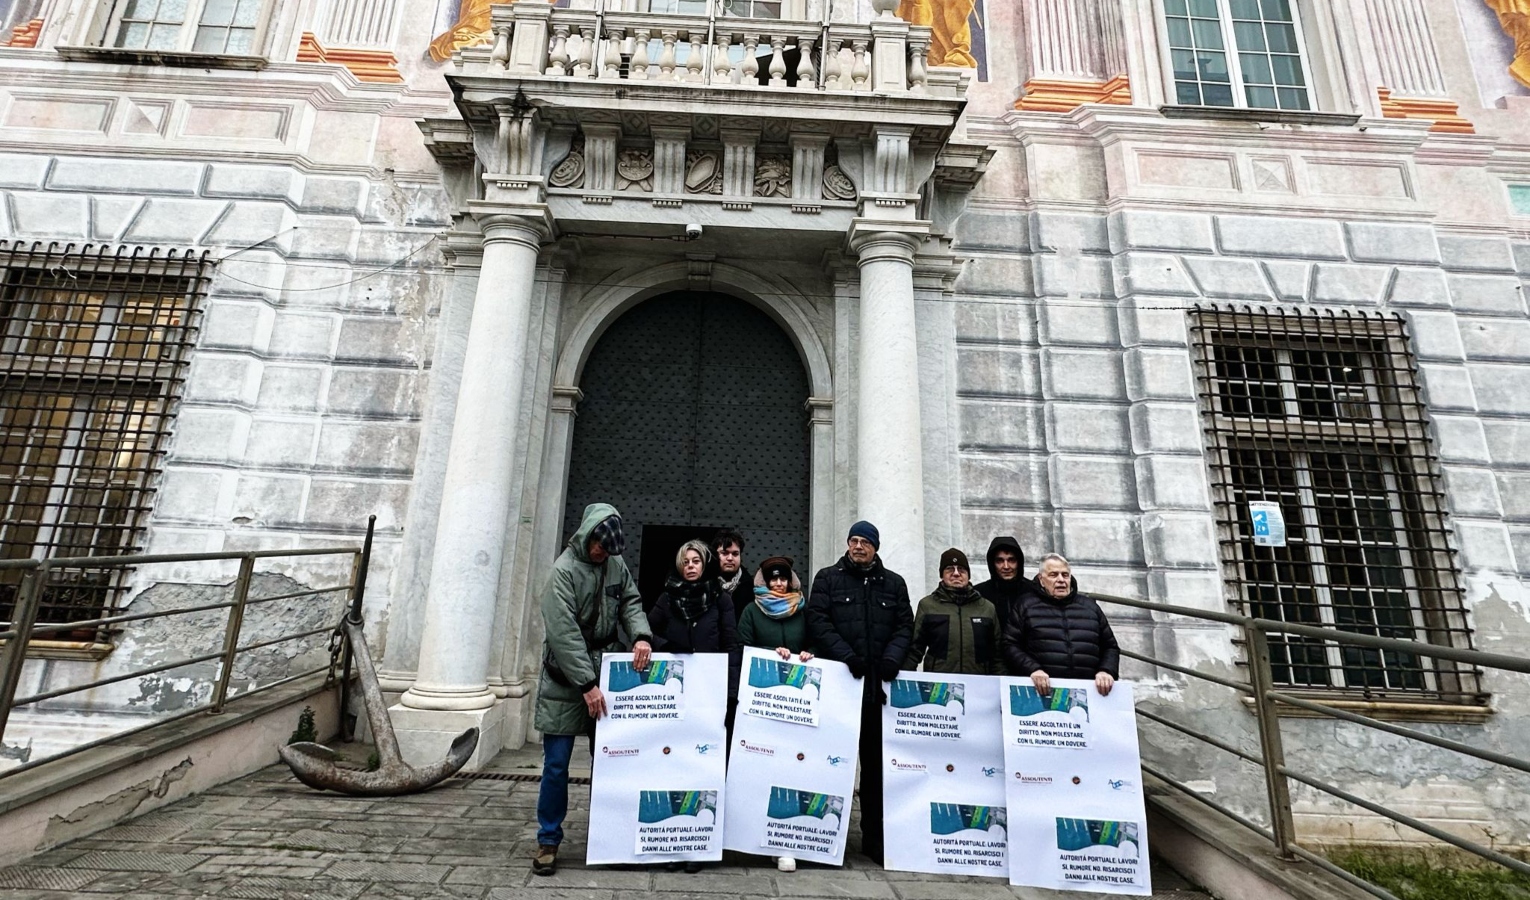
[{"x1": 1, "y1": 0, "x2": 1529, "y2": 849}]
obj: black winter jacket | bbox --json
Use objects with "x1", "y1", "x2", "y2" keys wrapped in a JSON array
[
  {"x1": 650, "y1": 576, "x2": 740, "y2": 696},
  {"x1": 1003, "y1": 582, "x2": 1121, "y2": 680},
  {"x1": 974, "y1": 536, "x2": 1040, "y2": 629},
  {"x1": 805, "y1": 555, "x2": 915, "y2": 670}
]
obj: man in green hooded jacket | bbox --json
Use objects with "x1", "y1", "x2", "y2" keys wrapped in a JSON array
[{"x1": 533, "y1": 503, "x2": 653, "y2": 876}]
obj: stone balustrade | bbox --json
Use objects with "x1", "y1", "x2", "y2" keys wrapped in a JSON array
[{"x1": 466, "y1": 0, "x2": 960, "y2": 97}]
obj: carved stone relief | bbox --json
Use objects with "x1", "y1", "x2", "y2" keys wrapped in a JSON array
[
  {"x1": 548, "y1": 135, "x2": 586, "y2": 188},
  {"x1": 754, "y1": 155, "x2": 793, "y2": 198},
  {"x1": 823, "y1": 165, "x2": 857, "y2": 200},
  {"x1": 616, "y1": 148, "x2": 654, "y2": 192},
  {"x1": 685, "y1": 149, "x2": 724, "y2": 194}
]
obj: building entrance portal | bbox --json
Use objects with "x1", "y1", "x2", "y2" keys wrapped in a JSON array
[{"x1": 562, "y1": 291, "x2": 811, "y2": 608}]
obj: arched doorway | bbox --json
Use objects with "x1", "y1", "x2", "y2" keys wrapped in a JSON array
[{"x1": 562, "y1": 291, "x2": 811, "y2": 608}]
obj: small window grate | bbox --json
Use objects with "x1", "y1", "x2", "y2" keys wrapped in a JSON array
[
  {"x1": 1189, "y1": 306, "x2": 1481, "y2": 703},
  {"x1": 0, "y1": 241, "x2": 210, "y2": 635}
]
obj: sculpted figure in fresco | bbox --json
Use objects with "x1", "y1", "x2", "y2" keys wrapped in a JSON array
[
  {"x1": 429, "y1": 0, "x2": 561, "y2": 62},
  {"x1": 1484, "y1": 0, "x2": 1530, "y2": 87},
  {"x1": 896, "y1": 0, "x2": 978, "y2": 68}
]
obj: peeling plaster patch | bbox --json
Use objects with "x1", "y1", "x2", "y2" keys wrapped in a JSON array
[
  {"x1": 39, "y1": 757, "x2": 192, "y2": 849},
  {"x1": 0, "y1": 737, "x2": 32, "y2": 763}
]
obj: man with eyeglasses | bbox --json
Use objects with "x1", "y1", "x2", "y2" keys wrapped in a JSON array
[{"x1": 805, "y1": 520, "x2": 915, "y2": 865}]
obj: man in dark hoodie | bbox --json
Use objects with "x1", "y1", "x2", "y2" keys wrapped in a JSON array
[
  {"x1": 805, "y1": 520, "x2": 915, "y2": 865},
  {"x1": 974, "y1": 536, "x2": 1034, "y2": 629}
]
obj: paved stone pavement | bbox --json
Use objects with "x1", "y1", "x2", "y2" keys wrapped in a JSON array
[{"x1": 0, "y1": 744, "x2": 1209, "y2": 899}]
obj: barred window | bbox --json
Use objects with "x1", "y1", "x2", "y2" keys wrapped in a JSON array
[
  {"x1": 1190, "y1": 308, "x2": 1481, "y2": 703},
  {"x1": 0, "y1": 242, "x2": 207, "y2": 636}
]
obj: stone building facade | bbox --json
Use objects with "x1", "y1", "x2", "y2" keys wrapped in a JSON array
[{"x1": 1, "y1": 0, "x2": 1528, "y2": 851}]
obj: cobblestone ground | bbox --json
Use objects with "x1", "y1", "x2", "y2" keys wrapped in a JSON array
[{"x1": 0, "y1": 745, "x2": 1208, "y2": 899}]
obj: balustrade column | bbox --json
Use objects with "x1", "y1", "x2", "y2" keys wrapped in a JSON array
[
  {"x1": 393, "y1": 212, "x2": 548, "y2": 762},
  {"x1": 849, "y1": 222, "x2": 929, "y2": 586}
]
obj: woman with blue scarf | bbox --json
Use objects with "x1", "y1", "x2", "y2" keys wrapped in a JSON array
[{"x1": 735, "y1": 556, "x2": 812, "y2": 873}]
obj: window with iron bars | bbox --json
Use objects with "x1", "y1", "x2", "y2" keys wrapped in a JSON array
[
  {"x1": 0, "y1": 242, "x2": 208, "y2": 639},
  {"x1": 1189, "y1": 307, "x2": 1482, "y2": 703}
]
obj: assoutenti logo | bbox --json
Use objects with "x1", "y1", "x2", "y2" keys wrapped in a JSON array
[
  {"x1": 931, "y1": 803, "x2": 1008, "y2": 836},
  {"x1": 738, "y1": 739, "x2": 775, "y2": 757},
  {"x1": 1015, "y1": 772, "x2": 1053, "y2": 785},
  {"x1": 1056, "y1": 818, "x2": 1140, "y2": 857},
  {"x1": 767, "y1": 787, "x2": 844, "y2": 822},
  {"x1": 748, "y1": 657, "x2": 823, "y2": 696},
  {"x1": 600, "y1": 745, "x2": 640, "y2": 758},
  {"x1": 889, "y1": 757, "x2": 928, "y2": 773},
  {"x1": 609, "y1": 659, "x2": 685, "y2": 693},
  {"x1": 637, "y1": 790, "x2": 718, "y2": 824},
  {"x1": 890, "y1": 679, "x2": 966, "y2": 711},
  {"x1": 1009, "y1": 685, "x2": 1089, "y2": 721}
]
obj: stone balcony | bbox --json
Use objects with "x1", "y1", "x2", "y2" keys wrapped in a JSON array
[{"x1": 424, "y1": 0, "x2": 984, "y2": 238}]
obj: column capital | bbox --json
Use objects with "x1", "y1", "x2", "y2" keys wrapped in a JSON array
[
  {"x1": 467, "y1": 203, "x2": 555, "y2": 249},
  {"x1": 847, "y1": 218, "x2": 929, "y2": 263}
]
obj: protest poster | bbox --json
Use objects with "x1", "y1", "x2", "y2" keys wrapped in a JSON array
[
  {"x1": 587, "y1": 652, "x2": 728, "y2": 865},
  {"x1": 1001, "y1": 678, "x2": 1151, "y2": 895},
  {"x1": 740, "y1": 652, "x2": 825, "y2": 726},
  {"x1": 723, "y1": 647, "x2": 861, "y2": 865},
  {"x1": 883, "y1": 673, "x2": 1008, "y2": 878}
]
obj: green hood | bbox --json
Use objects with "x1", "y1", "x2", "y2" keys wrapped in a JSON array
[{"x1": 569, "y1": 502, "x2": 620, "y2": 562}]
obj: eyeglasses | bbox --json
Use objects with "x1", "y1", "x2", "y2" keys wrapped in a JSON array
[{"x1": 847, "y1": 537, "x2": 875, "y2": 548}]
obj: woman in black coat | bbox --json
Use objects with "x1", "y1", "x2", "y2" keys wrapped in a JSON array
[
  {"x1": 1003, "y1": 553, "x2": 1120, "y2": 696},
  {"x1": 649, "y1": 539, "x2": 739, "y2": 656}
]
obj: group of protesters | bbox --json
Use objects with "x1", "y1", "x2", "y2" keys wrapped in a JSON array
[{"x1": 531, "y1": 503, "x2": 1122, "y2": 877}]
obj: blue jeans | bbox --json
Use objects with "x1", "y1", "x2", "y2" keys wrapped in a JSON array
[{"x1": 537, "y1": 733, "x2": 586, "y2": 847}]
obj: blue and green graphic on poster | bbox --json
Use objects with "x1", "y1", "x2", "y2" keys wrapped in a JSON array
[{"x1": 741, "y1": 653, "x2": 823, "y2": 726}]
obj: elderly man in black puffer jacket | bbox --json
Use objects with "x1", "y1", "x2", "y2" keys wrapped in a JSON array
[
  {"x1": 1003, "y1": 553, "x2": 1120, "y2": 696},
  {"x1": 806, "y1": 520, "x2": 914, "y2": 864}
]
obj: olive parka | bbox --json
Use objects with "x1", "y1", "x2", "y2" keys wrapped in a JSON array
[
  {"x1": 904, "y1": 585, "x2": 1001, "y2": 676},
  {"x1": 533, "y1": 503, "x2": 653, "y2": 737}
]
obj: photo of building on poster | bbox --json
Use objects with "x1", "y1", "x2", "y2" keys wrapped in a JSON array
[
  {"x1": 1007, "y1": 685, "x2": 1091, "y2": 749},
  {"x1": 929, "y1": 803, "x2": 1007, "y2": 875},
  {"x1": 1054, "y1": 818, "x2": 1146, "y2": 889},
  {"x1": 763, "y1": 787, "x2": 845, "y2": 856},
  {"x1": 634, "y1": 790, "x2": 719, "y2": 856},
  {"x1": 890, "y1": 679, "x2": 966, "y2": 741},
  {"x1": 607, "y1": 659, "x2": 685, "y2": 721},
  {"x1": 744, "y1": 654, "x2": 824, "y2": 726}
]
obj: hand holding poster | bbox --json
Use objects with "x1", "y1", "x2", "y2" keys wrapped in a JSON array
[
  {"x1": 587, "y1": 652, "x2": 728, "y2": 866},
  {"x1": 1001, "y1": 678, "x2": 1152, "y2": 895},
  {"x1": 883, "y1": 673, "x2": 1008, "y2": 878},
  {"x1": 723, "y1": 647, "x2": 862, "y2": 866}
]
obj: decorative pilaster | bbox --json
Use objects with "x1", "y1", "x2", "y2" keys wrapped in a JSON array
[
  {"x1": 791, "y1": 134, "x2": 830, "y2": 214},
  {"x1": 848, "y1": 220, "x2": 930, "y2": 588},
  {"x1": 1363, "y1": 0, "x2": 1474, "y2": 133},
  {"x1": 651, "y1": 126, "x2": 688, "y2": 204},
  {"x1": 582, "y1": 124, "x2": 619, "y2": 201},
  {"x1": 1016, "y1": 0, "x2": 1132, "y2": 112},
  {"x1": 721, "y1": 128, "x2": 759, "y2": 210}
]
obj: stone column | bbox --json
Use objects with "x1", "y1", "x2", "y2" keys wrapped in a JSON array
[
  {"x1": 392, "y1": 210, "x2": 549, "y2": 767},
  {"x1": 849, "y1": 221, "x2": 929, "y2": 586},
  {"x1": 806, "y1": 396, "x2": 836, "y2": 574},
  {"x1": 1361, "y1": 0, "x2": 1474, "y2": 132}
]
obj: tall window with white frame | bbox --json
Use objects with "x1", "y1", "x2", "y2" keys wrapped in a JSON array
[
  {"x1": 108, "y1": 0, "x2": 264, "y2": 54},
  {"x1": 1190, "y1": 308, "x2": 1482, "y2": 704},
  {"x1": 1163, "y1": 0, "x2": 1313, "y2": 110},
  {"x1": 0, "y1": 244, "x2": 207, "y2": 637}
]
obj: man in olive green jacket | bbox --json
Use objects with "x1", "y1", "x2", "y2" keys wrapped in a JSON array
[
  {"x1": 904, "y1": 548, "x2": 1001, "y2": 676},
  {"x1": 534, "y1": 503, "x2": 652, "y2": 875}
]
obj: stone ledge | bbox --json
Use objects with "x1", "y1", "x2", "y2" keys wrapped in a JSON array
[{"x1": 1146, "y1": 774, "x2": 1379, "y2": 900}]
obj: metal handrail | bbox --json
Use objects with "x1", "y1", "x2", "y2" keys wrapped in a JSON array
[
  {"x1": 0, "y1": 517, "x2": 376, "y2": 779},
  {"x1": 1092, "y1": 592, "x2": 1530, "y2": 895}
]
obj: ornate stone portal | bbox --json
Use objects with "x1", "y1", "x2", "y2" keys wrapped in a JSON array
[{"x1": 397, "y1": 0, "x2": 990, "y2": 765}]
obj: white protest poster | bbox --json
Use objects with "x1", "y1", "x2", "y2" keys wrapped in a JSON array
[
  {"x1": 587, "y1": 652, "x2": 728, "y2": 865},
  {"x1": 723, "y1": 647, "x2": 861, "y2": 865},
  {"x1": 883, "y1": 673, "x2": 1008, "y2": 878},
  {"x1": 740, "y1": 652, "x2": 824, "y2": 726},
  {"x1": 1001, "y1": 678, "x2": 1152, "y2": 895}
]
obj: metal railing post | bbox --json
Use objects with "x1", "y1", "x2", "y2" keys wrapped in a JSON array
[
  {"x1": 1245, "y1": 625, "x2": 1298, "y2": 858},
  {"x1": 0, "y1": 569, "x2": 45, "y2": 747},
  {"x1": 210, "y1": 555, "x2": 256, "y2": 714}
]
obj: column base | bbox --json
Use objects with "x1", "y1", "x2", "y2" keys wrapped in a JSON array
[{"x1": 388, "y1": 694, "x2": 530, "y2": 771}]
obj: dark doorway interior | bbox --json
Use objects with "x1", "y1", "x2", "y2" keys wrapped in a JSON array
[{"x1": 562, "y1": 291, "x2": 810, "y2": 609}]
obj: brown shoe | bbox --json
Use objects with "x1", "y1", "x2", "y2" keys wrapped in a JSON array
[{"x1": 532, "y1": 844, "x2": 558, "y2": 876}]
